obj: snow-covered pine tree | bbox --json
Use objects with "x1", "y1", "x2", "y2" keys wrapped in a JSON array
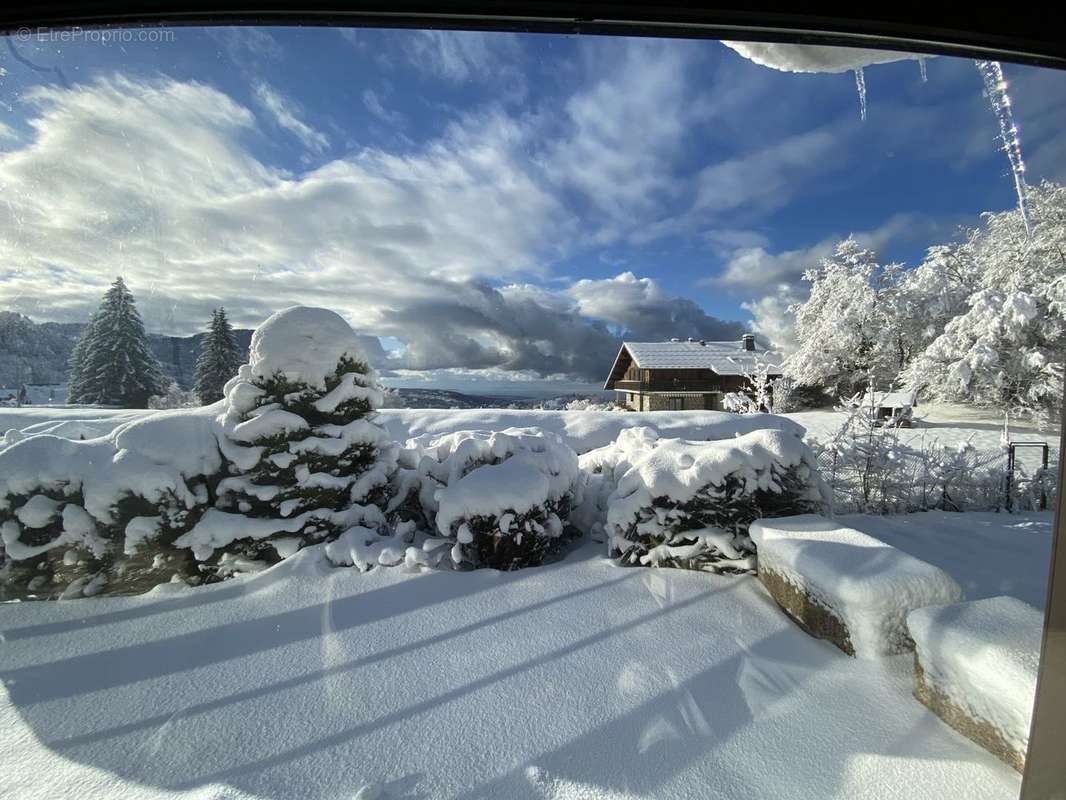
[
  {"x1": 67, "y1": 310, "x2": 100, "y2": 404},
  {"x1": 76, "y1": 278, "x2": 166, "y2": 408},
  {"x1": 186, "y1": 307, "x2": 399, "y2": 567},
  {"x1": 193, "y1": 307, "x2": 242, "y2": 405}
]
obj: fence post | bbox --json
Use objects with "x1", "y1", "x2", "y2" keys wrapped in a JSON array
[
  {"x1": 1041, "y1": 443, "x2": 1049, "y2": 511},
  {"x1": 1007, "y1": 444, "x2": 1015, "y2": 512}
]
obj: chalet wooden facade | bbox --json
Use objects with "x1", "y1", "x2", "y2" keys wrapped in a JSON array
[{"x1": 604, "y1": 335, "x2": 782, "y2": 411}]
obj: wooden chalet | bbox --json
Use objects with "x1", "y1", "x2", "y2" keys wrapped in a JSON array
[{"x1": 604, "y1": 334, "x2": 782, "y2": 411}]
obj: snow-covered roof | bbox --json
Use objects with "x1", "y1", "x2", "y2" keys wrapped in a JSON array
[
  {"x1": 862, "y1": 389, "x2": 917, "y2": 409},
  {"x1": 620, "y1": 341, "x2": 783, "y2": 375}
]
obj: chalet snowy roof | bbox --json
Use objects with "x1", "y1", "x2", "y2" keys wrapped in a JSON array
[{"x1": 620, "y1": 340, "x2": 783, "y2": 375}]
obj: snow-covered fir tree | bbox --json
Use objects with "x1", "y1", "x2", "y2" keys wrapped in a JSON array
[
  {"x1": 193, "y1": 306, "x2": 399, "y2": 566},
  {"x1": 66, "y1": 310, "x2": 99, "y2": 404},
  {"x1": 70, "y1": 277, "x2": 166, "y2": 408},
  {"x1": 193, "y1": 307, "x2": 242, "y2": 405}
]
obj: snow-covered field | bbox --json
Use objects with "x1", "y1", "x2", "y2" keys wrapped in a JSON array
[
  {"x1": 2, "y1": 401, "x2": 1056, "y2": 456},
  {"x1": 0, "y1": 534, "x2": 1035, "y2": 800}
]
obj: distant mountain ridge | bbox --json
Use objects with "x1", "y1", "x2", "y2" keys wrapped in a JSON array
[{"x1": 0, "y1": 312, "x2": 252, "y2": 390}]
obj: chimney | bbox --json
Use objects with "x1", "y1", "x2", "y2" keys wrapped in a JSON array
[{"x1": 742, "y1": 334, "x2": 756, "y2": 352}]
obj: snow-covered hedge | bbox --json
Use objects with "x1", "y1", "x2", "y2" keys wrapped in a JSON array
[
  {"x1": 395, "y1": 427, "x2": 582, "y2": 570},
  {"x1": 0, "y1": 307, "x2": 399, "y2": 598},
  {"x1": 571, "y1": 426, "x2": 661, "y2": 539},
  {"x1": 0, "y1": 407, "x2": 225, "y2": 598},
  {"x1": 606, "y1": 429, "x2": 828, "y2": 574}
]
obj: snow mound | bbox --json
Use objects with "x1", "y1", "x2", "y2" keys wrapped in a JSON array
[
  {"x1": 380, "y1": 408, "x2": 805, "y2": 455},
  {"x1": 402, "y1": 427, "x2": 582, "y2": 569},
  {"x1": 247, "y1": 306, "x2": 373, "y2": 391},
  {"x1": 572, "y1": 427, "x2": 661, "y2": 538},
  {"x1": 751, "y1": 514, "x2": 963, "y2": 657},
  {"x1": 723, "y1": 42, "x2": 926, "y2": 74},
  {"x1": 0, "y1": 405, "x2": 222, "y2": 527},
  {"x1": 607, "y1": 430, "x2": 827, "y2": 574},
  {"x1": 907, "y1": 595, "x2": 1041, "y2": 769}
]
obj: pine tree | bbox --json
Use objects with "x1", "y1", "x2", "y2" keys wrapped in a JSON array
[
  {"x1": 210, "y1": 307, "x2": 399, "y2": 565},
  {"x1": 193, "y1": 307, "x2": 241, "y2": 405},
  {"x1": 67, "y1": 310, "x2": 100, "y2": 403},
  {"x1": 76, "y1": 277, "x2": 166, "y2": 408}
]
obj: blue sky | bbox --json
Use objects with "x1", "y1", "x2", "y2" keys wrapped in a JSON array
[{"x1": 1, "y1": 27, "x2": 1065, "y2": 394}]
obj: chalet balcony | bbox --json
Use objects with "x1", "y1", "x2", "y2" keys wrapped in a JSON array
[{"x1": 612, "y1": 379, "x2": 726, "y2": 393}]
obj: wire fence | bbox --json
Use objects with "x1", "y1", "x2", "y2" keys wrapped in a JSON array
[{"x1": 814, "y1": 440, "x2": 1057, "y2": 516}]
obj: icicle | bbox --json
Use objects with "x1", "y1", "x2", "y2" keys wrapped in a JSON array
[
  {"x1": 975, "y1": 60, "x2": 1031, "y2": 235},
  {"x1": 854, "y1": 67, "x2": 867, "y2": 121},
  {"x1": 918, "y1": 57, "x2": 927, "y2": 83}
]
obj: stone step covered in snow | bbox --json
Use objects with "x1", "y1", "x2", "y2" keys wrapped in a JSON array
[
  {"x1": 749, "y1": 514, "x2": 963, "y2": 657},
  {"x1": 907, "y1": 596, "x2": 1042, "y2": 772}
]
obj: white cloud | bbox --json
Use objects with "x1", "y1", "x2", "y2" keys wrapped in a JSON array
[
  {"x1": 407, "y1": 30, "x2": 524, "y2": 91},
  {"x1": 0, "y1": 73, "x2": 747, "y2": 381},
  {"x1": 545, "y1": 40, "x2": 697, "y2": 243},
  {"x1": 253, "y1": 81, "x2": 330, "y2": 154},
  {"x1": 0, "y1": 75, "x2": 560, "y2": 334},
  {"x1": 568, "y1": 272, "x2": 747, "y2": 342},
  {"x1": 692, "y1": 129, "x2": 840, "y2": 216},
  {"x1": 362, "y1": 89, "x2": 404, "y2": 127}
]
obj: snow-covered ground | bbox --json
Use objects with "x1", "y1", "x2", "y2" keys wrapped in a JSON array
[
  {"x1": 0, "y1": 399, "x2": 1055, "y2": 798},
  {"x1": 789, "y1": 402, "x2": 1060, "y2": 460},
  {"x1": 0, "y1": 537, "x2": 1028, "y2": 800},
  {"x1": 2, "y1": 401, "x2": 1056, "y2": 457},
  {"x1": 841, "y1": 512, "x2": 1052, "y2": 609}
]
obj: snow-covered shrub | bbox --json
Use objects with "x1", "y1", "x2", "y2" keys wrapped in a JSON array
[
  {"x1": 148, "y1": 381, "x2": 198, "y2": 410},
  {"x1": 181, "y1": 306, "x2": 399, "y2": 567},
  {"x1": 0, "y1": 306, "x2": 403, "y2": 598},
  {"x1": 399, "y1": 427, "x2": 582, "y2": 570},
  {"x1": 812, "y1": 398, "x2": 1019, "y2": 514},
  {"x1": 0, "y1": 407, "x2": 226, "y2": 599},
  {"x1": 571, "y1": 427, "x2": 661, "y2": 540},
  {"x1": 536, "y1": 396, "x2": 624, "y2": 412},
  {"x1": 606, "y1": 429, "x2": 828, "y2": 574}
]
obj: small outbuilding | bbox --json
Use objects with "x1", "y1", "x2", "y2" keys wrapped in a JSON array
[{"x1": 860, "y1": 388, "x2": 918, "y2": 427}]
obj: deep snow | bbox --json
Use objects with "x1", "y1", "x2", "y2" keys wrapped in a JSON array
[
  {"x1": 0, "y1": 540, "x2": 1025, "y2": 800},
  {"x1": 750, "y1": 515, "x2": 963, "y2": 657},
  {"x1": 2, "y1": 401, "x2": 1055, "y2": 458},
  {"x1": 908, "y1": 596, "x2": 1042, "y2": 759}
]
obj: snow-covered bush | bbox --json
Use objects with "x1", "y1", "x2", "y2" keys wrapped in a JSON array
[
  {"x1": 0, "y1": 306, "x2": 401, "y2": 598},
  {"x1": 571, "y1": 427, "x2": 662, "y2": 539},
  {"x1": 148, "y1": 381, "x2": 198, "y2": 409},
  {"x1": 398, "y1": 427, "x2": 582, "y2": 570},
  {"x1": 532, "y1": 395, "x2": 624, "y2": 411},
  {"x1": 181, "y1": 306, "x2": 399, "y2": 567},
  {"x1": 606, "y1": 429, "x2": 828, "y2": 574},
  {"x1": 0, "y1": 407, "x2": 226, "y2": 599},
  {"x1": 812, "y1": 397, "x2": 1026, "y2": 514}
]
